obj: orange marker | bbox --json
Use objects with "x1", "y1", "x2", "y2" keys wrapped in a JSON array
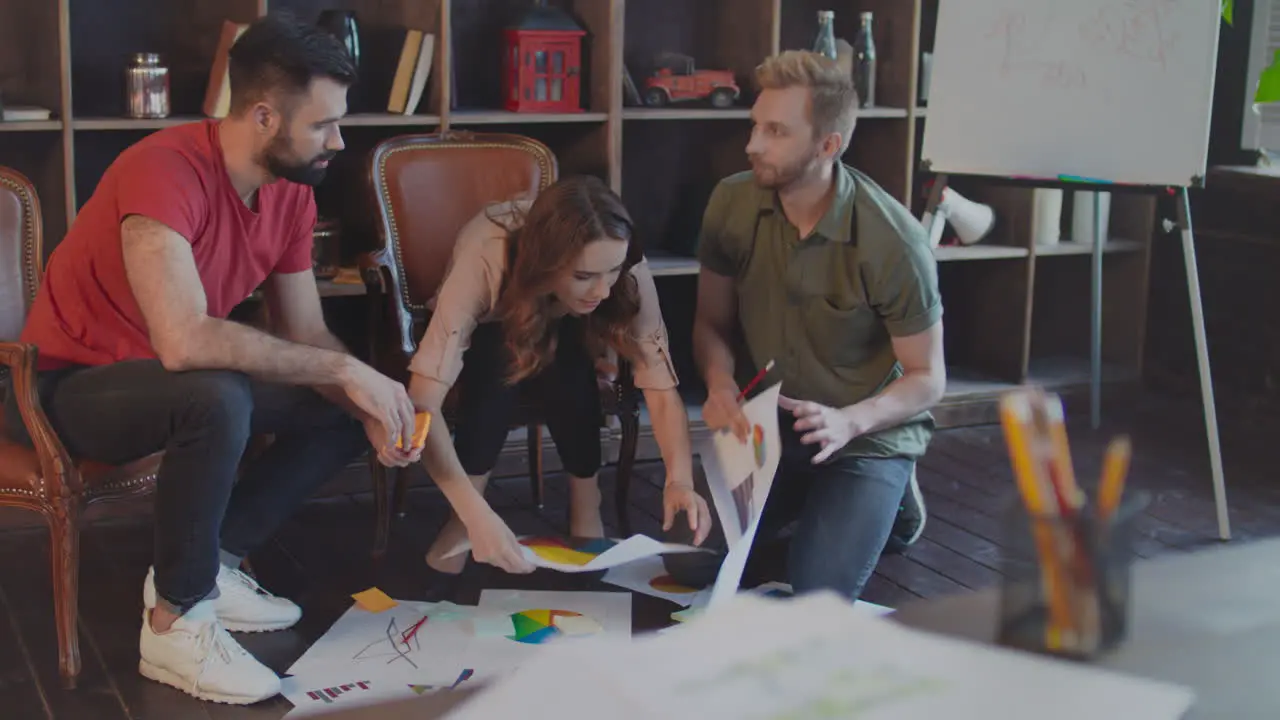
[{"x1": 396, "y1": 411, "x2": 432, "y2": 451}]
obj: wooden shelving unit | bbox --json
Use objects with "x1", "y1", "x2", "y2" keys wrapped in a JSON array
[{"x1": 0, "y1": 0, "x2": 1155, "y2": 427}]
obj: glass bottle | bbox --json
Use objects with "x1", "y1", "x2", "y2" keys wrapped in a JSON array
[
  {"x1": 854, "y1": 11, "x2": 877, "y2": 108},
  {"x1": 812, "y1": 10, "x2": 837, "y2": 61}
]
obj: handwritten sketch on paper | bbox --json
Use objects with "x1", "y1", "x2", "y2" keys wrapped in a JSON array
[
  {"x1": 285, "y1": 600, "x2": 473, "y2": 685},
  {"x1": 701, "y1": 382, "x2": 783, "y2": 608},
  {"x1": 280, "y1": 670, "x2": 476, "y2": 718}
]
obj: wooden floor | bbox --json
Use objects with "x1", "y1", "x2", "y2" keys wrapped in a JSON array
[{"x1": 1, "y1": 389, "x2": 1278, "y2": 719}]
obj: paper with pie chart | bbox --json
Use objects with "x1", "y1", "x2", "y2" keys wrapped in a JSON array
[
  {"x1": 463, "y1": 589, "x2": 632, "y2": 680},
  {"x1": 701, "y1": 381, "x2": 783, "y2": 609},
  {"x1": 602, "y1": 555, "x2": 710, "y2": 607},
  {"x1": 516, "y1": 534, "x2": 708, "y2": 573},
  {"x1": 442, "y1": 533, "x2": 707, "y2": 573}
]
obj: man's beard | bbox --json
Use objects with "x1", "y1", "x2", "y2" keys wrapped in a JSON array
[
  {"x1": 262, "y1": 135, "x2": 335, "y2": 186},
  {"x1": 749, "y1": 153, "x2": 814, "y2": 190}
]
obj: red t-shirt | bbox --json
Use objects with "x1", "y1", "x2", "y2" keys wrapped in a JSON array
[{"x1": 20, "y1": 119, "x2": 316, "y2": 370}]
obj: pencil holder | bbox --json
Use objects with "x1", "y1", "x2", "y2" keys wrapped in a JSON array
[{"x1": 996, "y1": 490, "x2": 1149, "y2": 660}]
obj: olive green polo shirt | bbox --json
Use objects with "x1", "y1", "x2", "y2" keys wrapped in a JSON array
[{"x1": 696, "y1": 163, "x2": 943, "y2": 459}]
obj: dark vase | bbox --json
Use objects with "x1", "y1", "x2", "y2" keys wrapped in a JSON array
[
  {"x1": 317, "y1": 9, "x2": 361, "y2": 67},
  {"x1": 317, "y1": 10, "x2": 361, "y2": 108}
]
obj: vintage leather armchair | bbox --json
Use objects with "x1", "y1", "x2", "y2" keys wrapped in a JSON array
[
  {"x1": 362, "y1": 131, "x2": 642, "y2": 555},
  {"x1": 0, "y1": 166, "x2": 163, "y2": 688}
]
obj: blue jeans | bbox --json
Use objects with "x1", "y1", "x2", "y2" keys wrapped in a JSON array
[
  {"x1": 664, "y1": 411, "x2": 913, "y2": 601},
  {"x1": 3, "y1": 360, "x2": 368, "y2": 613}
]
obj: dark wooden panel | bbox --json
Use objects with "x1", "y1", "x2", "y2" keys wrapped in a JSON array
[
  {"x1": 620, "y1": 119, "x2": 751, "y2": 257},
  {"x1": 1028, "y1": 252, "x2": 1149, "y2": 368},
  {"x1": 0, "y1": 0, "x2": 64, "y2": 113},
  {"x1": 71, "y1": 130, "x2": 149, "y2": 212},
  {"x1": 937, "y1": 258, "x2": 1031, "y2": 382},
  {"x1": 845, "y1": 115, "x2": 909, "y2": 204},
  {"x1": 68, "y1": 0, "x2": 260, "y2": 117},
  {"x1": 0, "y1": 132, "x2": 68, "y2": 255}
]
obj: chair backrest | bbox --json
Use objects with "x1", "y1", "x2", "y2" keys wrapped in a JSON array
[
  {"x1": 0, "y1": 166, "x2": 42, "y2": 343},
  {"x1": 367, "y1": 131, "x2": 558, "y2": 327}
]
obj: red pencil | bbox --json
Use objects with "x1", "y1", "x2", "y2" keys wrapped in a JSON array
[
  {"x1": 400, "y1": 616, "x2": 429, "y2": 645},
  {"x1": 737, "y1": 360, "x2": 775, "y2": 401}
]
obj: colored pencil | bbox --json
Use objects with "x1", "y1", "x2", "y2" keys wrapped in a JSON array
[
  {"x1": 1098, "y1": 435, "x2": 1132, "y2": 520},
  {"x1": 737, "y1": 360, "x2": 775, "y2": 401}
]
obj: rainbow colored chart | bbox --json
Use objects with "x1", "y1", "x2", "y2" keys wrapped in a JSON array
[
  {"x1": 649, "y1": 574, "x2": 698, "y2": 595},
  {"x1": 303, "y1": 680, "x2": 371, "y2": 704},
  {"x1": 518, "y1": 536, "x2": 618, "y2": 567},
  {"x1": 752, "y1": 423, "x2": 766, "y2": 468},
  {"x1": 508, "y1": 609, "x2": 604, "y2": 644}
]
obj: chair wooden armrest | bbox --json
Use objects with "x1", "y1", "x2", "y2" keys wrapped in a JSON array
[{"x1": 0, "y1": 341, "x2": 77, "y2": 497}]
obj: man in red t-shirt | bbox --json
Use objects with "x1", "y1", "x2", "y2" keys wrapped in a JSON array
[{"x1": 3, "y1": 15, "x2": 421, "y2": 705}]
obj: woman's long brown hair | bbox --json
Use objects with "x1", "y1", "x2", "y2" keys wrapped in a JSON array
[{"x1": 490, "y1": 175, "x2": 644, "y2": 385}]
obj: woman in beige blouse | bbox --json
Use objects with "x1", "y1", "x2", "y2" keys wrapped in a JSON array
[{"x1": 407, "y1": 175, "x2": 712, "y2": 575}]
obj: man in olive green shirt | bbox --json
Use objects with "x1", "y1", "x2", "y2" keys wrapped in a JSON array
[{"x1": 666, "y1": 51, "x2": 946, "y2": 601}]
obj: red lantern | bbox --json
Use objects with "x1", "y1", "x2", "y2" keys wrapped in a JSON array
[{"x1": 502, "y1": 1, "x2": 586, "y2": 113}]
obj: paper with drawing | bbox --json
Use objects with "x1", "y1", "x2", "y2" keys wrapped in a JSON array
[
  {"x1": 443, "y1": 533, "x2": 706, "y2": 573},
  {"x1": 285, "y1": 600, "x2": 474, "y2": 685},
  {"x1": 702, "y1": 382, "x2": 783, "y2": 608},
  {"x1": 461, "y1": 589, "x2": 632, "y2": 681},
  {"x1": 602, "y1": 555, "x2": 711, "y2": 607}
]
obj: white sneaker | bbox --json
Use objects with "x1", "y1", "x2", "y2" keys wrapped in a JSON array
[
  {"x1": 144, "y1": 564, "x2": 302, "y2": 633},
  {"x1": 138, "y1": 601, "x2": 281, "y2": 705}
]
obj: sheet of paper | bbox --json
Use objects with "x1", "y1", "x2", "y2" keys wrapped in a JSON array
[
  {"x1": 703, "y1": 382, "x2": 783, "y2": 608},
  {"x1": 462, "y1": 589, "x2": 632, "y2": 681},
  {"x1": 280, "y1": 668, "x2": 477, "y2": 718},
  {"x1": 444, "y1": 533, "x2": 707, "y2": 573},
  {"x1": 602, "y1": 555, "x2": 711, "y2": 607},
  {"x1": 285, "y1": 600, "x2": 474, "y2": 685},
  {"x1": 447, "y1": 591, "x2": 1196, "y2": 720}
]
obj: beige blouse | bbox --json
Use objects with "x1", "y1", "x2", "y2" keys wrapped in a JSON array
[{"x1": 407, "y1": 200, "x2": 679, "y2": 391}]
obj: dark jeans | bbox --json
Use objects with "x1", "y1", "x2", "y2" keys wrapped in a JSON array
[
  {"x1": 664, "y1": 410, "x2": 912, "y2": 601},
  {"x1": 2, "y1": 360, "x2": 367, "y2": 613},
  {"x1": 452, "y1": 318, "x2": 602, "y2": 479}
]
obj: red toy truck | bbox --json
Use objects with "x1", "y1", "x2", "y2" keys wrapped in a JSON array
[{"x1": 642, "y1": 52, "x2": 740, "y2": 108}]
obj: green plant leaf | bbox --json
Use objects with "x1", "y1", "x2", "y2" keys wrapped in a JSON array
[
  {"x1": 1223, "y1": 0, "x2": 1234, "y2": 25},
  {"x1": 1258, "y1": 50, "x2": 1280, "y2": 104}
]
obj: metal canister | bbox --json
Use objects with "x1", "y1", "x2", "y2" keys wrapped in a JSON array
[{"x1": 125, "y1": 53, "x2": 170, "y2": 119}]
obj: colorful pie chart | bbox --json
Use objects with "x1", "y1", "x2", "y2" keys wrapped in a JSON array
[
  {"x1": 507, "y1": 609, "x2": 603, "y2": 644},
  {"x1": 752, "y1": 423, "x2": 766, "y2": 468},
  {"x1": 519, "y1": 536, "x2": 618, "y2": 566},
  {"x1": 649, "y1": 574, "x2": 699, "y2": 595}
]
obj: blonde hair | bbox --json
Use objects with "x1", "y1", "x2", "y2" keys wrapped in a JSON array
[{"x1": 755, "y1": 50, "x2": 858, "y2": 153}]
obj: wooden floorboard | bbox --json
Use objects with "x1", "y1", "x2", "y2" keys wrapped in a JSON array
[{"x1": 1, "y1": 390, "x2": 1278, "y2": 718}]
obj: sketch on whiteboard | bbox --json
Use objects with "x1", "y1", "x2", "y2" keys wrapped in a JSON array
[
  {"x1": 1080, "y1": 0, "x2": 1181, "y2": 69},
  {"x1": 987, "y1": 0, "x2": 1185, "y2": 94}
]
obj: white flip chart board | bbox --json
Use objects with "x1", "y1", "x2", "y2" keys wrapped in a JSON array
[{"x1": 920, "y1": 0, "x2": 1221, "y2": 187}]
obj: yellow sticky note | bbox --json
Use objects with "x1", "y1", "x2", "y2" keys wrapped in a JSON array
[
  {"x1": 352, "y1": 587, "x2": 398, "y2": 613},
  {"x1": 395, "y1": 411, "x2": 432, "y2": 450}
]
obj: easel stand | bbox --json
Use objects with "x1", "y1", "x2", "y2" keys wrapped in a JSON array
[{"x1": 924, "y1": 174, "x2": 1230, "y2": 541}]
